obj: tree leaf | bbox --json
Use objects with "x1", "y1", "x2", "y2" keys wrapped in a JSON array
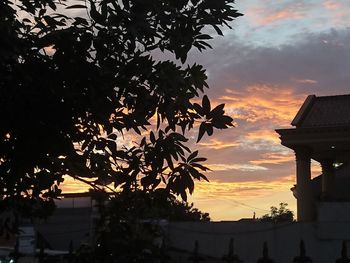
[
  {"x1": 191, "y1": 157, "x2": 207, "y2": 163},
  {"x1": 206, "y1": 123, "x2": 213, "y2": 136},
  {"x1": 196, "y1": 34, "x2": 212, "y2": 40},
  {"x1": 202, "y1": 95, "x2": 211, "y2": 114},
  {"x1": 193, "y1": 103, "x2": 204, "y2": 116},
  {"x1": 150, "y1": 131, "x2": 156, "y2": 144},
  {"x1": 0, "y1": 0, "x2": 239, "y2": 228},
  {"x1": 208, "y1": 103, "x2": 225, "y2": 119},
  {"x1": 191, "y1": 162, "x2": 210, "y2": 171},
  {"x1": 212, "y1": 24, "x2": 223, "y2": 36},
  {"x1": 197, "y1": 123, "x2": 206, "y2": 143},
  {"x1": 66, "y1": 4, "x2": 87, "y2": 9},
  {"x1": 186, "y1": 175, "x2": 194, "y2": 194},
  {"x1": 180, "y1": 190, "x2": 187, "y2": 202},
  {"x1": 187, "y1": 151, "x2": 198, "y2": 162}
]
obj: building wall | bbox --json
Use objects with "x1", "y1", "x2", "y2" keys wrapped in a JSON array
[
  {"x1": 35, "y1": 196, "x2": 96, "y2": 251},
  {"x1": 26, "y1": 197, "x2": 350, "y2": 262},
  {"x1": 166, "y1": 220, "x2": 346, "y2": 263}
]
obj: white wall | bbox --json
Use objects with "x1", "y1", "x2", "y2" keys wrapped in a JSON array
[
  {"x1": 55, "y1": 196, "x2": 92, "y2": 208},
  {"x1": 166, "y1": 221, "x2": 346, "y2": 263}
]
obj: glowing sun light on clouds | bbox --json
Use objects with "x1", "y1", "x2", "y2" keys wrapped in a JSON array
[
  {"x1": 61, "y1": 0, "x2": 350, "y2": 221},
  {"x1": 221, "y1": 85, "x2": 306, "y2": 124}
]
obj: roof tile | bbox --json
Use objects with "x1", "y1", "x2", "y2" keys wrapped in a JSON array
[{"x1": 299, "y1": 94, "x2": 350, "y2": 127}]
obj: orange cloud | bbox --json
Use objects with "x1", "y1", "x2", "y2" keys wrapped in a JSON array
[
  {"x1": 247, "y1": 3, "x2": 305, "y2": 26},
  {"x1": 245, "y1": 129, "x2": 280, "y2": 144},
  {"x1": 261, "y1": 10, "x2": 303, "y2": 25},
  {"x1": 58, "y1": 84, "x2": 307, "y2": 221},
  {"x1": 61, "y1": 176, "x2": 90, "y2": 193},
  {"x1": 206, "y1": 163, "x2": 267, "y2": 172},
  {"x1": 322, "y1": 1, "x2": 341, "y2": 10},
  {"x1": 198, "y1": 138, "x2": 240, "y2": 150},
  {"x1": 188, "y1": 176, "x2": 296, "y2": 220},
  {"x1": 311, "y1": 160, "x2": 322, "y2": 178},
  {"x1": 192, "y1": 177, "x2": 294, "y2": 199},
  {"x1": 221, "y1": 84, "x2": 305, "y2": 125},
  {"x1": 59, "y1": 170, "x2": 298, "y2": 221},
  {"x1": 250, "y1": 152, "x2": 294, "y2": 165}
]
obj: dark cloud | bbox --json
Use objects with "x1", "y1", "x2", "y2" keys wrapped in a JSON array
[
  {"x1": 182, "y1": 28, "x2": 350, "y2": 188},
  {"x1": 190, "y1": 28, "x2": 350, "y2": 97}
]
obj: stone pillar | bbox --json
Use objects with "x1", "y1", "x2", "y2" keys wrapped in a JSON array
[
  {"x1": 295, "y1": 148, "x2": 314, "y2": 221},
  {"x1": 320, "y1": 159, "x2": 334, "y2": 200}
]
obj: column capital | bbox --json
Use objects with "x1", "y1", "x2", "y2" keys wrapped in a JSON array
[{"x1": 295, "y1": 147, "x2": 312, "y2": 161}]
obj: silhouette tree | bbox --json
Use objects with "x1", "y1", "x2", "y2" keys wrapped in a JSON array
[
  {"x1": 80, "y1": 189, "x2": 210, "y2": 262},
  {"x1": 260, "y1": 203, "x2": 294, "y2": 223},
  {"x1": 0, "y1": 0, "x2": 242, "y2": 233},
  {"x1": 104, "y1": 190, "x2": 210, "y2": 222}
]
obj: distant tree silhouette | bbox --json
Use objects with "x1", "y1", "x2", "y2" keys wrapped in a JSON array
[
  {"x1": 260, "y1": 203, "x2": 294, "y2": 223},
  {"x1": 76, "y1": 190, "x2": 210, "y2": 262},
  {"x1": 0, "y1": 0, "x2": 241, "y2": 233},
  {"x1": 104, "y1": 190, "x2": 210, "y2": 222},
  {"x1": 87, "y1": 190, "x2": 209, "y2": 262}
]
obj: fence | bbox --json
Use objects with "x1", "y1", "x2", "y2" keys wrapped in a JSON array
[
  {"x1": 5, "y1": 238, "x2": 350, "y2": 263},
  {"x1": 169, "y1": 239, "x2": 350, "y2": 263}
]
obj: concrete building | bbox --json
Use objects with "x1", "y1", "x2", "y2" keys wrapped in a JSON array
[
  {"x1": 35, "y1": 192, "x2": 98, "y2": 251},
  {"x1": 276, "y1": 94, "x2": 350, "y2": 221},
  {"x1": 0, "y1": 192, "x2": 100, "y2": 262}
]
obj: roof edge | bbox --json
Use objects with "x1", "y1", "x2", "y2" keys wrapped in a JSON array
[{"x1": 291, "y1": 95, "x2": 316, "y2": 127}]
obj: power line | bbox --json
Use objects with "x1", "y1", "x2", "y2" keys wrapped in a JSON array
[{"x1": 220, "y1": 197, "x2": 270, "y2": 213}]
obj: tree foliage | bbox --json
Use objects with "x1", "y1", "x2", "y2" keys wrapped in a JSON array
[
  {"x1": 101, "y1": 190, "x2": 210, "y2": 222},
  {"x1": 79, "y1": 190, "x2": 209, "y2": 262},
  {"x1": 0, "y1": 0, "x2": 241, "y2": 232},
  {"x1": 260, "y1": 203, "x2": 294, "y2": 223}
]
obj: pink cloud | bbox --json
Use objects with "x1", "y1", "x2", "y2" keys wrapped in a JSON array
[
  {"x1": 250, "y1": 152, "x2": 295, "y2": 165},
  {"x1": 322, "y1": 1, "x2": 341, "y2": 10},
  {"x1": 220, "y1": 84, "x2": 306, "y2": 125},
  {"x1": 206, "y1": 163, "x2": 267, "y2": 172},
  {"x1": 293, "y1": 79, "x2": 318, "y2": 84},
  {"x1": 246, "y1": 3, "x2": 305, "y2": 26},
  {"x1": 198, "y1": 138, "x2": 240, "y2": 150},
  {"x1": 320, "y1": 1, "x2": 350, "y2": 27},
  {"x1": 260, "y1": 9, "x2": 303, "y2": 25}
]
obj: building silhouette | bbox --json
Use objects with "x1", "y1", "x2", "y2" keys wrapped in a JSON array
[{"x1": 276, "y1": 94, "x2": 350, "y2": 221}]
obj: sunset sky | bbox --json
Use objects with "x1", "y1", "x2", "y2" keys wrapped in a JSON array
[{"x1": 63, "y1": 0, "x2": 350, "y2": 220}]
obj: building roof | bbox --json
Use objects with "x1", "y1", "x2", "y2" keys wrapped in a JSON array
[{"x1": 291, "y1": 94, "x2": 350, "y2": 128}]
